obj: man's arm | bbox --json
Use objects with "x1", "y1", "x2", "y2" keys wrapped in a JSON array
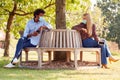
[
  {"x1": 23, "y1": 22, "x2": 30, "y2": 38},
  {"x1": 23, "y1": 21, "x2": 39, "y2": 38},
  {"x1": 42, "y1": 18, "x2": 52, "y2": 29}
]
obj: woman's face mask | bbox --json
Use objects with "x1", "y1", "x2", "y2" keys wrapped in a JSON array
[{"x1": 82, "y1": 20, "x2": 87, "y2": 24}]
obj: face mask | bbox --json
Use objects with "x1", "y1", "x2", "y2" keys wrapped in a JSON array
[
  {"x1": 39, "y1": 17, "x2": 45, "y2": 22},
  {"x1": 82, "y1": 20, "x2": 87, "y2": 24}
]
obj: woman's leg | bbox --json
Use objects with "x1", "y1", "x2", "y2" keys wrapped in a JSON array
[
  {"x1": 83, "y1": 38, "x2": 108, "y2": 64},
  {"x1": 82, "y1": 38, "x2": 98, "y2": 47},
  {"x1": 99, "y1": 44, "x2": 108, "y2": 64},
  {"x1": 104, "y1": 40, "x2": 111, "y2": 57}
]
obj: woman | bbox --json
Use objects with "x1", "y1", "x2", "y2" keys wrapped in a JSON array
[{"x1": 72, "y1": 13, "x2": 119, "y2": 69}]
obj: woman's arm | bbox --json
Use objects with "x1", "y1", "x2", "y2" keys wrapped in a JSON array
[
  {"x1": 72, "y1": 24, "x2": 82, "y2": 31},
  {"x1": 72, "y1": 23, "x2": 88, "y2": 34}
]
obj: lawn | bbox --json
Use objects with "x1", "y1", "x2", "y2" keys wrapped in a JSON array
[
  {"x1": 0, "y1": 39, "x2": 120, "y2": 80},
  {"x1": 0, "y1": 56, "x2": 120, "y2": 80}
]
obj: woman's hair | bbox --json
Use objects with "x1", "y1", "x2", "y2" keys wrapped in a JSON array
[{"x1": 83, "y1": 13, "x2": 92, "y2": 36}]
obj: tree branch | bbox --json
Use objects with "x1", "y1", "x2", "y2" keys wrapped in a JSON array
[
  {"x1": 0, "y1": 14, "x2": 8, "y2": 15},
  {"x1": 0, "y1": 7, "x2": 11, "y2": 13},
  {"x1": 16, "y1": 9, "x2": 26, "y2": 14},
  {"x1": 44, "y1": 0, "x2": 55, "y2": 9},
  {"x1": 11, "y1": 1, "x2": 17, "y2": 14},
  {"x1": 14, "y1": 12, "x2": 33, "y2": 16}
]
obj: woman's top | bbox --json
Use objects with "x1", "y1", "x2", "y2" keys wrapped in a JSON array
[{"x1": 72, "y1": 23, "x2": 99, "y2": 41}]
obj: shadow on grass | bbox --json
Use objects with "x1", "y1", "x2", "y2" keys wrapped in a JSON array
[{"x1": 0, "y1": 57, "x2": 112, "y2": 78}]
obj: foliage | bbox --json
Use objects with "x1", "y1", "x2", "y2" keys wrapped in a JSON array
[
  {"x1": 91, "y1": 6, "x2": 108, "y2": 37},
  {"x1": 0, "y1": 0, "x2": 109, "y2": 38},
  {"x1": 97, "y1": 0, "x2": 120, "y2": 48},
  {"x1": 0, "y1": 0, "x2": 55, "y2": 39},
  {"x1": 0, "y1": 0, "x2": 92, "y2": 38},
  {"x1": 66, "y1": 0, "x2": 91, "y2": 29}
]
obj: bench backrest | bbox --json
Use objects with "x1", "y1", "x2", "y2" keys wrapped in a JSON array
[{"x1": 39, "y1": 29, "x2": 82, "y2": 48}]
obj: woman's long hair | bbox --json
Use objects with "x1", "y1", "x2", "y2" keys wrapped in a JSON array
[{"x1": 83, "y1": 13, "x2": 92, "y2": 36}]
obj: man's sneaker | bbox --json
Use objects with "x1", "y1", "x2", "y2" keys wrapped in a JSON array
[
  {"x1": 4, "y1": 63, "x2": 15, "y2": 68},
  {"x1": 12, "y1": 58, "x2": 19, "y2": 64}
]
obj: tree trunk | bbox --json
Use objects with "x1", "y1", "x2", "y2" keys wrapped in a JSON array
[
  {"x1": 4, "y1": 13, "x2": 14, "y2": 57},
  {"x1": 54, "y1": 0, "x2": 66, "y2": 61},
  {"x1": 3, "y1": 1, "x2": 17, "y2": 57}
]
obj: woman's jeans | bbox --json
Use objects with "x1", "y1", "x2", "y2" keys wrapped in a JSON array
[
  {"x1": 11, "y1": 37, "x2": 36, "y2": 63},
  {"x1": 82, "y1": 38, "x2": 111, "y2": 64}
]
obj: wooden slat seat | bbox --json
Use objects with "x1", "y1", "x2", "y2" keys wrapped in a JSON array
[{"x1": 20, "y1": 29, "x2": 101, "y2": 69}]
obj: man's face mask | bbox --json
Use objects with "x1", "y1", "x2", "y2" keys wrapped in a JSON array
[
  {"x1": 39, "y1": 17, "x2": 44, "y2": 21},
  {"x1": 82, "y1": 20, "x2": 87, "y2": 24}
]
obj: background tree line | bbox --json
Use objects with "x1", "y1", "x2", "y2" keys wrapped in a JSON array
[{"x1": 97, "y1": 0, "x2": 120, "y2": 48}]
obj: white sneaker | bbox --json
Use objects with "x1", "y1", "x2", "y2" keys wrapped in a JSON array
[
  {"x1": 4, "y1": 63, "x2": 15, "y2": 68},
  {"x1": 12, "y1": 58, "x2": 19, "y2": 64}
]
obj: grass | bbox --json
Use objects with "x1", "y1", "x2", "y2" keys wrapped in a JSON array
[
  {"x1": 0, "y1": 39, "x2": 120, "y2": 80},
  {"x1": 1, "y1": 57, "x2": 120, "y2": 80}
]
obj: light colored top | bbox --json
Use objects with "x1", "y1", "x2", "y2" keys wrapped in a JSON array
[{"x1": 23, "y1": 18, "x2": 52, "y2": 45}]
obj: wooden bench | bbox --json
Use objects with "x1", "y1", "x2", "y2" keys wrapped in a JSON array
[{"x1": 20, "y1": 29, "x2": 101, "y2": 69}]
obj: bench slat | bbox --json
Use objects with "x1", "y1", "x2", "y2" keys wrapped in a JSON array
[{"x1": 60, "y1": 31, "x2": 62, "y2": 48}]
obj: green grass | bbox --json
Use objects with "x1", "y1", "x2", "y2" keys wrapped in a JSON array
[
  {"x1": 0, "y1": 39, "x2": 120, "y2": 80},
  {"x1": 0, "y1": 54, "x2": 120, "y2": 80},
  {"x1": 1, "y1": 58, "x2": 120, "y2": 80}
]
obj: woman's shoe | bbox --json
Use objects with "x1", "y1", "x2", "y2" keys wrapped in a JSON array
[
  {"x1": 109, "y1": 56, "x2": 119, "y2": 64},
  {"x1": 101, "y1": 64, "x2": 110, "y2": 69}
]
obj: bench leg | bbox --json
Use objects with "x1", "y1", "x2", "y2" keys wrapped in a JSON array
[
  {"x1": 25, "y1": 51, "x2": 28, "y2": 62},
  {"x1": 19, "y1": 52, "x2": 22, "y2": 66},
  {"x1": 80, "y1": 51, "x2": 83, "y2": 62},
  {"x1": 74, "y1": 49, "x2": 79, "y2": 69},
  {"x1": 37, "y1": 49, "x2": 42, "y2": 68},
  {"x1": 48, "y1": 51, "x2": 52, "y2": 63},
  {"x1": 96, "y1": 51, "x2": 101, "y2": 66},
  {"x1": 41, "y1": 52, "x2": 43, "y2": 62},
  {"x1": 66, "y1": 51, "x2": 71, "y2": 62}
]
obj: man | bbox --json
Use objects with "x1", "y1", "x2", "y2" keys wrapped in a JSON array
[{"x1": 5, "y1": 9, "x2": 52, "y2": 68}]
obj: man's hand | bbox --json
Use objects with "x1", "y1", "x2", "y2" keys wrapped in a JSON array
[
  {"x1": 31, "y1": 31, "x2": 39, "y2": 36},
  {"x1": 27, "y1": 31, "x2": 39, "y2": 38},
  {"x1": 38, "y1": 26, "x2": 48, "y2": 31}
]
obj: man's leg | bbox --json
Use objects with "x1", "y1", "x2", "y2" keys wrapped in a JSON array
[
  {"x1": 11, "y1": 37, "x2": 36, "y2": 63},
  {"x1": 11, "y1": 37, "x2": 27, "y2": 63},
  {"x1": 4, "y1": 37, "x2": 36, "y2": 68}
]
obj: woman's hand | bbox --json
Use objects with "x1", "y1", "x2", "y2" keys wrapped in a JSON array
[{"x1": 81, "y1": 28, "x2": 87, "y2": 33}]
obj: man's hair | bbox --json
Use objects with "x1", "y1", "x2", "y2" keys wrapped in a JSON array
[{"x1": 34, "y1": 9, "x2": 45, "y2": 17}]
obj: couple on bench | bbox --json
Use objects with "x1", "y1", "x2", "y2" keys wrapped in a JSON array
[{"x1": 5, "y1": 8, "x2": 119, "y2": 69}]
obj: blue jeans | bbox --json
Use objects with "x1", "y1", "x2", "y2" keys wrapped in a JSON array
[
  {"x1": 11, "y1": 37, "x2": 36, "y2": 63},
  {"x1": 82, "y1": 38, "x2": 111, "y2": 64}
]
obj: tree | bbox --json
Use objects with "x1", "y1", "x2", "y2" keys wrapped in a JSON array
[
  {"x1": 54, "y1": 0, "x2": 66, "y2": 61},
  {"x1": 0, "y1": 0, "x2": 55, "y2": 57},
  {"x1": 54, "y1": 0, "x2": 91, "y2": 61},
  {"x1": 97, "y1": 0, "x2": 120, "y2": 48}
]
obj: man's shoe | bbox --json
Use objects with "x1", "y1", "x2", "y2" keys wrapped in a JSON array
[
  {"x1": 12, "y1": 58, "x2": 19, "y2": 64},
  {"x1": 4, "y1": 63, "x2": 15, "y2": 68}
]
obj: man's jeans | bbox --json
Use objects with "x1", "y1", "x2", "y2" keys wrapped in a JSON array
[
  {"x1": 11, "y1": 37, "x2": 36, "y2": 63},
  {"x1": 82, "y1": 38, "x2": 111, "y2": 64}
]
